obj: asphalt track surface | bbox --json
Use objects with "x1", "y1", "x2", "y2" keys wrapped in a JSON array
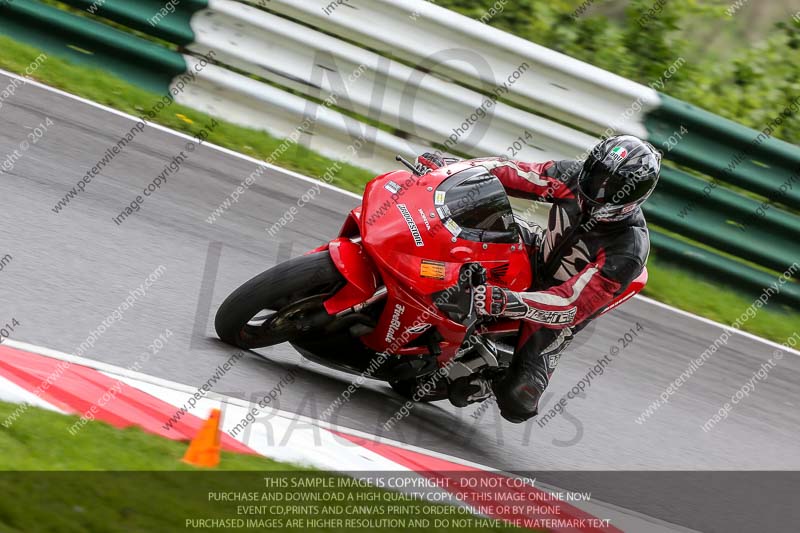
[{"x1": 1, "y1": 72, "x2": 799, "y2": 532}]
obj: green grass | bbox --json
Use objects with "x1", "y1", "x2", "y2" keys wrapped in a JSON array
[
  {"x1": 643, "y1": 259, "x2": 798, "y2": 343},
  {"x1": 0, "y1": 401, "x2": 521, "y2": 532},
  {"x1": 0, "y1": 34, "x2": 796, "y2": 343}
]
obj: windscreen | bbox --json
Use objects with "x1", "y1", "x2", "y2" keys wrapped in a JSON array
[{"x1": 435, "y1": 167, "x2": 518, "y2": 243}]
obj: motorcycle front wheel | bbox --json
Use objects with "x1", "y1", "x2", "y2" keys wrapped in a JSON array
[{"x1": 214, "y1": 251, "x2": 343, "y2": 349}]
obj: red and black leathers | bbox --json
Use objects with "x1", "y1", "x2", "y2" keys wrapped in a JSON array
[{"x1": 473, "y1": 157, "x2": 650, "y2": 422}]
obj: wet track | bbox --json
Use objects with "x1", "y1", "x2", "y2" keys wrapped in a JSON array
[{"x1": 1, "y1": 72, "x2": 799, "y2": 531}]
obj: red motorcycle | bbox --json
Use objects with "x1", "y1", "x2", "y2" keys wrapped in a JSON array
[{"x1": 215, "y1": 158, "x2": 646, "y2": 403}]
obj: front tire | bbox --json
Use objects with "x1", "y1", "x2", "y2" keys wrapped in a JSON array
[{"x1": 215, "y1": 251, "x2": 343, "y2": 349}]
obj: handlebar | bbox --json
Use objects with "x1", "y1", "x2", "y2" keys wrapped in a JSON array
[{"x1": 396, "y1": 155, "x2": 423, "y2": 177}]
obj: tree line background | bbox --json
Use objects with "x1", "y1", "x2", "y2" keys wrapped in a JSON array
[{"x1": 438, "y1": 0, "x2": 800, "y2": 145}]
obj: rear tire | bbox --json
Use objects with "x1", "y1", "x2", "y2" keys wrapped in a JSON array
[{"x1": 215, "y1": 251, "x2": 343, "y2": 349}]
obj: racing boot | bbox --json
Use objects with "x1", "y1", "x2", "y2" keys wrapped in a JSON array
[{"x1": 448, "y1": 375, "x2": 493, "y2": 408}]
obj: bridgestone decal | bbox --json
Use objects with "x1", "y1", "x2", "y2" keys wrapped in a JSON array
[{"x1": 397, "y1": 203, "x2": 424, "y2": 247}]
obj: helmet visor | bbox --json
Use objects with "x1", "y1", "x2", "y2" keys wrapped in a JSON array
[
  {"x1": 588, "y1": 201, "x2": 640, "y2": 221},
  {"x1": 579, "y1": 163, "x2": 655, "y2": 207}
]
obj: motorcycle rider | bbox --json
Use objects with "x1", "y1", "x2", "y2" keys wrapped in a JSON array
[{"x1": 416, "y1": 135, "x2": 661, "y2": 423}]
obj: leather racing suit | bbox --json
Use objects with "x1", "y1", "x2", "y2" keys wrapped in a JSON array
[{"x1": 474, "y1": 157, "x2": 650, "y2": 422}]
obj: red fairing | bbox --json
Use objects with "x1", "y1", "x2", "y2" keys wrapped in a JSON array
[
  {"x1": 323, "y1": 238, "x2": 379, "y2": 315},
  {"x1": 307, "y1": 209, "x2": 361, "y2": 257},
  {"x1": 305, "y1": 243, "x2": 329, "y2": 255},
  {"x1": 313, "y1": 157, "x2": 645, "y2": 368},
  {"x1": 338, "y1": 207, "x2": 362, "y2": 238},
  {"x1": 361, "y1": 162, "x2": 531, "y2": 359},
  {"x1": 360, "y1": 162, "x2": 531, "y2": 295},
  {"x1": 322, "y1": 160, "x2": 533, "y2": 360},
  {"x1": 363, "y1": 283, "x2": 470, "y2": 358}
]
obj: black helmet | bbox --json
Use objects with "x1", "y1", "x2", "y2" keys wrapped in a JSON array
[{"x1": 578, "y1": 135, "x2": 661, "y2": 221}]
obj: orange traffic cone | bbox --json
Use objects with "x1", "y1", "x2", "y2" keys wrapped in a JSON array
[{"x1": 182, "y1": 408, "x2": 222, "y2": 467}]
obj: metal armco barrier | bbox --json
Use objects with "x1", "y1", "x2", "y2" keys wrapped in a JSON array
[
  {"x1": 254, "y1": 0, "x2": 662, "y2": 138},
  {"x1": 2, "y1": 0, "x2": 797, "y2": 306},
  {"x1": 647, "y1": 95, "x2": 800, "y2": 211},
  {"x1": 645, "y1": 167, "x2": 799, "y2": 276},
  {"x1": 0, "y1": 0, "x2": 188, "y2": 93},
  {"x1": 46, "y1": 0, "x2": 206, "y2": 44}
]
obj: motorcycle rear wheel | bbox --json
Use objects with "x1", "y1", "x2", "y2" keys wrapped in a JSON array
[{"x1": 215, "y1": 251, "x2": 343, "y2": 349}]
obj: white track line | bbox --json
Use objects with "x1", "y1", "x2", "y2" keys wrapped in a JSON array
[
  {"x1": 1, "y1": 68, "x2": 796, "y2": 355},
  {"x1": 1, "y1": 338, "x2": 492, "y2": 471},
  {"x1": 1, "y1": 337, "x2": 700, "y2": 531},
  {"x1": 0, "y1": 68, "x2": 361, "y2": 200},
  {"x1": 636, "y1": 295, "x2": 799, "y2": 356}
]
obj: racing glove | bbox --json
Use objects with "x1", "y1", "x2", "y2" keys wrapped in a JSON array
[
  {"x1": 415, "y1": 152, "x2": 445, "y2": 174},
  {"x1": 473, "y1": 284, "x2": 529, "y2": 318}
]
